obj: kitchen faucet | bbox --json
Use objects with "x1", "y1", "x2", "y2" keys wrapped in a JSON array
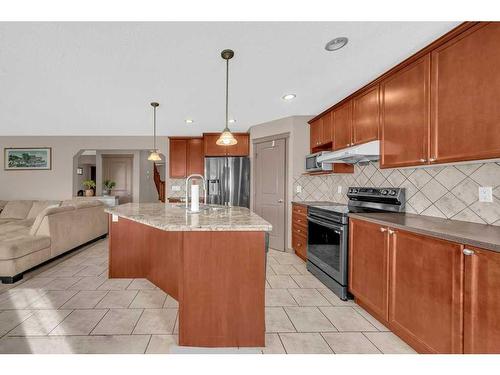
[{"x1": 185, "y1": 174, "x2": 207, "y2": 209}]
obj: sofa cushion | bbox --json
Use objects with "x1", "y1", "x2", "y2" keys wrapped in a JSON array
[
  {"x1": 0, "y1": 200, "x2": 7, "y2": 212},
  {"x1": 0, "y1": 218, "x2": 19, "y2": 226},
  {"x1": 27, "y1": 200, "x2": 61, "y2": 219},
  {"x1": 0, "y1": 229, "x2": 51, "y2": 260},
  {"x1": 29, "y1": 205, "x2": 76, "y2": 236},
  {"x1": 74, "y1": 200, "x2": 104, "y2": 209},
  {"x1": 0, "y1": 200, "x2": 34, "y2": 220},
  {"x1": 0, "y1": 219, "x2": 36, "y2": 234}
]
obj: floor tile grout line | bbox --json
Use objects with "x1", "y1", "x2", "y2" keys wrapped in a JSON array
[
  {"x1": 0, "y1": 310, "x2": 36, "y2": 339},
  {"x1": 315, "y1": 305, "x2": 340, "y2": 332},
  {"x1": 144, "y1": 334, "x2": 153, "y2": 354},
  {"x1": 350, "y1": 306, "x2": 380, "y2": 331},
  {"x1": 319, "y1": 332, "x2": 337, "y2": 354},
  {"x1": 46, "y1": 308, "x2": 76, "y2": 335},
  {"x1": 280, "y1": 306, "x2": 298, "y2": 333},
  {"x1": 361, "y1": 332, "x2": 384, "y2": 354},
  {"x1": 130, "y1": 308, "x2": 146, "y2": 335},
  {"x1": 276, "y1": 333, "x2": 288, "y2": 354},
  {"x1": 125, "y1": 290, "x2": 140, "y2": 309},
  {"x1": 89, "y1": 308, "x2": 112, "y2": 335}
]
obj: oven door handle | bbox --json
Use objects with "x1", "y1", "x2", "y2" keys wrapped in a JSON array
[{"x1": 308, "y1": 216, "x2": 344, "y2": 232}]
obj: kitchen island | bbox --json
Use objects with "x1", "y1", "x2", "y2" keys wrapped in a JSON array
[{"x1": 105, "y1": 203, "x2": 272, "y2": 348}]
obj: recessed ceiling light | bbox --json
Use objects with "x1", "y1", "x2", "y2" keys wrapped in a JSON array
[
  {"x1": 325, "y1": 37, "x2": 348, "y2": 51},
  {"x1": 228, "y1": 119, "x2": 236, "y2": 124},
  {"x1": 282, "y1": 94, "x2": 296, "y2": 101},
  {"x1": 185, "y1": 119, "x2": 194, "y2": 124}
]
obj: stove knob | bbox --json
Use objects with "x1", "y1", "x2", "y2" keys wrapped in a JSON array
[
  {"x1": 381, "y1": 189, "x2": 388, "y2": 195},
  {"x1": 389, "y1": 190, "x2": 397, "y2": 196},
  {"x1": 352, "y1": 188, "x2": 358, "y2": 193}
]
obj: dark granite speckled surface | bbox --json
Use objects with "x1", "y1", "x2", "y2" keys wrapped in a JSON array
[{"x1": 349, "y1": 212, "x2": 500, "y2": 253}]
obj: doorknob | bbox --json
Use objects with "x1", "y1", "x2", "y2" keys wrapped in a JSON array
[{"x1": 278, "y1": 199, "x2": 283, "y2": 203}]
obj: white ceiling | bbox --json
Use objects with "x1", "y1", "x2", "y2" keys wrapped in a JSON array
[{"x1": 0, "y1": 22, "x2": 459, "y2": 136}]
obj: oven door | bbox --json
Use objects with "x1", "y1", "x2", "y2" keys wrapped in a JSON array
[{"x1": 307, "y1": 215, "x2": 348, "y2": 285}]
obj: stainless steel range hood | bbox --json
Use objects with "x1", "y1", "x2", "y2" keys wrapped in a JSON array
[{"x1": 316, "y1": 140, "x2": 380, "y2": 164}]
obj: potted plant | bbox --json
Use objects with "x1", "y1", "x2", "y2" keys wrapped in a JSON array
[
  {"x1": 103, "y1": 179, "x2": 116, "y2": 196},
  {"x1": 82, "y1": 179, "x2": 96, "y2": 197}
]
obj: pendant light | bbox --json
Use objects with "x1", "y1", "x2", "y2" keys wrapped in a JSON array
[
  {"x1": 148, "y1": 102, "x2": 162, "y2": 161},
  {"x1": 216, "y1": 49, "x2": 238, "y2": 146}
]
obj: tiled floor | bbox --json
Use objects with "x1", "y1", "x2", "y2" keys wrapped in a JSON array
[{"x1": 0, "y1": 238, "x2": 416, "y2": 354}]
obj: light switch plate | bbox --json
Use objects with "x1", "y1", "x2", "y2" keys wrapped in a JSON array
[
  {"x1": 337, "y1": 186, "x2": 342, "y2": 194},
  {"x1": 296, "y1": 185, "x2": 302, "y2": 193},
  {"x1": 479, "y1": 186, "x2": 493, "y2": 202},
  {"x1": 172, "y1": 185, "x2": 181, "y2": 192}
]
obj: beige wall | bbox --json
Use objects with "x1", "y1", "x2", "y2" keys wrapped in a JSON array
[
  {"x1": 0, "y1": 136, "x2": 167, "y2": 201},
  {"x1": 249, "y1": 116, "x2": 311, "y2": 250}
]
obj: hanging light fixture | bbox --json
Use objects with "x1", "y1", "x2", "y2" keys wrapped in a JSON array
[
  {"x1": 148, "y1": 102, "x2": 162, "y2": 161},
  {"x1": 216, "y1": 49, "x2": 238, "y2": 146}
]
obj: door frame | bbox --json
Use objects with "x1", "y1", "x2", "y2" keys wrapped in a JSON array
[{"x1": 252, "y1": 132, "x2": 289, "y2": 252}]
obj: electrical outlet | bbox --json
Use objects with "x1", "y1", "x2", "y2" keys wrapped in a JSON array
[
  {"x1": 296, "y1": 185, "x2": 302, "y2": 193},
  {"x1": 172, "y1": 185, "x2": 181, "y2": 192},
  {"x1": 479, "y1": 186, "x2": 493, "y2": 202},
  {"x1": 337, "y1": 186, "x2": 342, "y2": 194}
]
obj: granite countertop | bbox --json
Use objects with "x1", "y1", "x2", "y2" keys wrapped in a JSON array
[
  {"x1": 292, "y1": 201, "x2": 340, "y2": 207},
  {"x1": 349, "y1": 212, "x2": 500, "y2": 253},
  {"x1": 105, "y1": 203, "x2": 272, "y2": 232}
]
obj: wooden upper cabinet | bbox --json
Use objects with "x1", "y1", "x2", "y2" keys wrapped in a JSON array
[
  {"x1": 309, "y1": 118, "x2": 323, "y2": 150},
  {"x1": 464, "y1": 246, "x2": 500, "y2": 354},
  {"x1": 431, "y1": 22, "x2": 500, "y2": 164},
  {"x1": 186, "y1": 138, "x2": 204, "y2": 175},
  {"x1": 169, "y1": 139, "x2": 187, "y2": 178},
  {"x1": 203, "y1": 133, "x2": 250, "y2": 157},
  {"x1": 203, "y1": 134, "x2": 227, "y2": 157},
  {"x1": 333, "y1": 101, "x2": 353, "y2": 151},
  {"x1": 349, "y1": 219, "x2": 389, "y2": 321},
  {"x1": 352, "y1": 85, "x2": 379, "y2": 145},
  {"x1": 381, "y1": 55, "x2": 430, "y2": 168},
  {"x1": 227, "y1": 133, "x2": 250, "y2": 156},
  {"x1": 322, "y1": 111, "x2": 333, "y2": 145},
  {"x1": 389, "y1": 230, "x2": 463, "y2": 354}
]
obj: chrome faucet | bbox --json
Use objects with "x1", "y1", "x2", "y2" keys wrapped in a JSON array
[{"x1": 185, "y1": 174, "x2": 207, "y2": 209}]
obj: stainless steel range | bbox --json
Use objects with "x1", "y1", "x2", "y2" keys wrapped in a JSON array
[{"x1": 307, "y1": 187, "x2": 405, "y2": 300}]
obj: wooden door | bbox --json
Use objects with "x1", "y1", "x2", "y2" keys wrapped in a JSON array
[
  {"x1": 352, "y1": 85, "x2": 379, "y2": 145},
  {"x1": 380, "y1": 55, "x2": 430, "y2": 168},
  {"x1": 186, "y1": 138, "x2": 204, "y2": 175},
  {"x1": 321, "y1": 112, "x2": 333, "y2": 145},
  {"x1": 102, "y1": 155, "x2": 133, "y2": 204},
  {"x1": 254, "y1": 139, "x2": 286, "y2": 251},
  {"x1": 389, "y1": 229, "x2": 463, "y2": 353},
  {"x1": 464, "y1": 246, "x2": 500, "y2": 353},
  {"x1": 431, "y1": 22, "x2": 500, "y2": 164},
  {"x1": 309, "y1": 118, "x2": 322, "y2": 150},
  {"x1": 203, "y1": 133, "x2": 227, "y2": 156},
  {"x1": 333, "y1": 101, "x2": 352, "y2": 150},
  {"x1": 349, "y1": 219, "x2": 389, "y2": 321},
  {"x1": 169, "y1": 139, "x2": 187, "y2": 178},
  {"x1": 226, "y1": 133, "x2": 250, "y2": 156}
]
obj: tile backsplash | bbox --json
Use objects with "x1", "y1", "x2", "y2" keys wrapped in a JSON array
[
  {"x1": 167, "y1": 178, "x2": 187, "y2": 199},
  {"x1": 293, "y1": 161, "x2": 500, "y2": 226}
]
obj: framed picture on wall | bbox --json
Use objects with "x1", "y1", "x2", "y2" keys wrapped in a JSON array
[{"x1": 4, "y1": 147, "x2": 52, "y2": 170}]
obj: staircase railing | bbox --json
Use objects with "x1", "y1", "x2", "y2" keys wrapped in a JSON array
[{"x1": 153, "y1": 163, "x2": 165, "y2": 202}]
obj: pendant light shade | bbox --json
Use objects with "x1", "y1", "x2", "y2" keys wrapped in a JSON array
[
  {"x1": 216, "y1": 49, "x2": 238, "y2": 147},
  {"x1": 148, "y1": 102, "x2": 162, "y2": 161}
]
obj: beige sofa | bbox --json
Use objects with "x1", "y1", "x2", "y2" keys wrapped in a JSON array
[{"x1": 0, "y1": 199, "x2": 108, "y2": 283}]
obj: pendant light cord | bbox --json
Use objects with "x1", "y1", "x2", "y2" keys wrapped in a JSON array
[
  {"x1": 225, "y1": 57, "x2": 229, "y2": 131},
  {"x1": 153, "y1": 105, "x2": 157, "y2": 151}
]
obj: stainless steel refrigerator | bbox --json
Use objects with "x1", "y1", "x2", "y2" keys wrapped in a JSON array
[{"x1": 205, "y1": 157, "x2": 250, "y2": 208}]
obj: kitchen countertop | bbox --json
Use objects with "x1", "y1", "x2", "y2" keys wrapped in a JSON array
[
  {"x1": 292, "y1": 201, "x2": 342, "y2": 207},
  {"x1": 105, "y1": 203, "x2": 272, "y2": 232},
  {"x1": 349, "y1": 212, "x2": 500, "y2": 253}
]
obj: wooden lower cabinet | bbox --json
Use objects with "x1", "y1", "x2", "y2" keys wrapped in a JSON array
[
  {"x1": 349, "y1": 219, "x2": 389, "y2": 321},
  {"x1": 349, "y1": 218, "x2": 500, "y2": 354},
  {"x1": 389, "y1": 229, "x2": 464, "y2": 354},
  {"x1": 291, "y1": 203, "x2": 308, "y2": 260},
  {"x1": 464, "y1": 246, "x2": 500, "y2": 353}
]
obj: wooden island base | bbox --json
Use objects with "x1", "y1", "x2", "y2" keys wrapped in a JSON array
[{"x1": 108, "y1": 216, "x2": 266, "y2": 347}]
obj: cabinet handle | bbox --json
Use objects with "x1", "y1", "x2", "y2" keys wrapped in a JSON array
[
  {"x1": 429, "y1": 158, "x2": 436, "y2": 162},
  {"x1": 388, "y1": 229, "x2": 395, "y2": 235},
  {"x1": 419, "y1": 158, "x2": 426, "y2": 162},
  {"x1": 380, "y1": 227, "x2": 387, "y2": 232},
  {"x1": 463, "y1": 249, "x2": 475, "y2": 256}
]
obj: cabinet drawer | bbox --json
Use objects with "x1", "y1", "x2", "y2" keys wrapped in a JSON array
[
  {"x1": 292, "y1": 213, "x2": 307, "y2": 227},
  {"x1": 292, "y1": 204, "x2": 307, "y2": 215},
  {"x1": 292, "y1": 225, "x2": 307, "y2": 238},
  {"x1": 292, "y1": 233, "x2": 307, "y2": 259}
]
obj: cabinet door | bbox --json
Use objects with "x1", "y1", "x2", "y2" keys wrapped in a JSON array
[
  {"x1": 389, "y1": 230, "x2": 463, "y2": 353},
  {"x1": 333, "y1": 101, "x2": 352, "y2": 150},
  {"x1": 464, "y1": 246, "x2": 500, "y2": 353},
  {"x1": 352, "y1": 85, "x2": 379, "y2": 145},
  {"x1": 321, "y1": 112, "x2": 333, "y2": 145},
  {"x1": 431, "y1": 23, "x2": 500, "y2": 164},
  {"x1": 226, "y1": 133, "x2": 250, "y2": 156},
  {"x1": 203, "y1": 134, "x2": 227, "y2": 157},
  {"x1": 186, "y1": 138, "x2": 204, "y2": 175},
  {"x1": 380, "y1": 55, "x2": 430, "y2": 168},
  {"x1": 349, "y1": 219, "x2": 389, "y2": 321},
  {"x1": 169, "y1": 139, "x2": 187, "y2": 178},
  {"x1": 309, "y1": 118, "x2": 322, "y2": 150}
]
